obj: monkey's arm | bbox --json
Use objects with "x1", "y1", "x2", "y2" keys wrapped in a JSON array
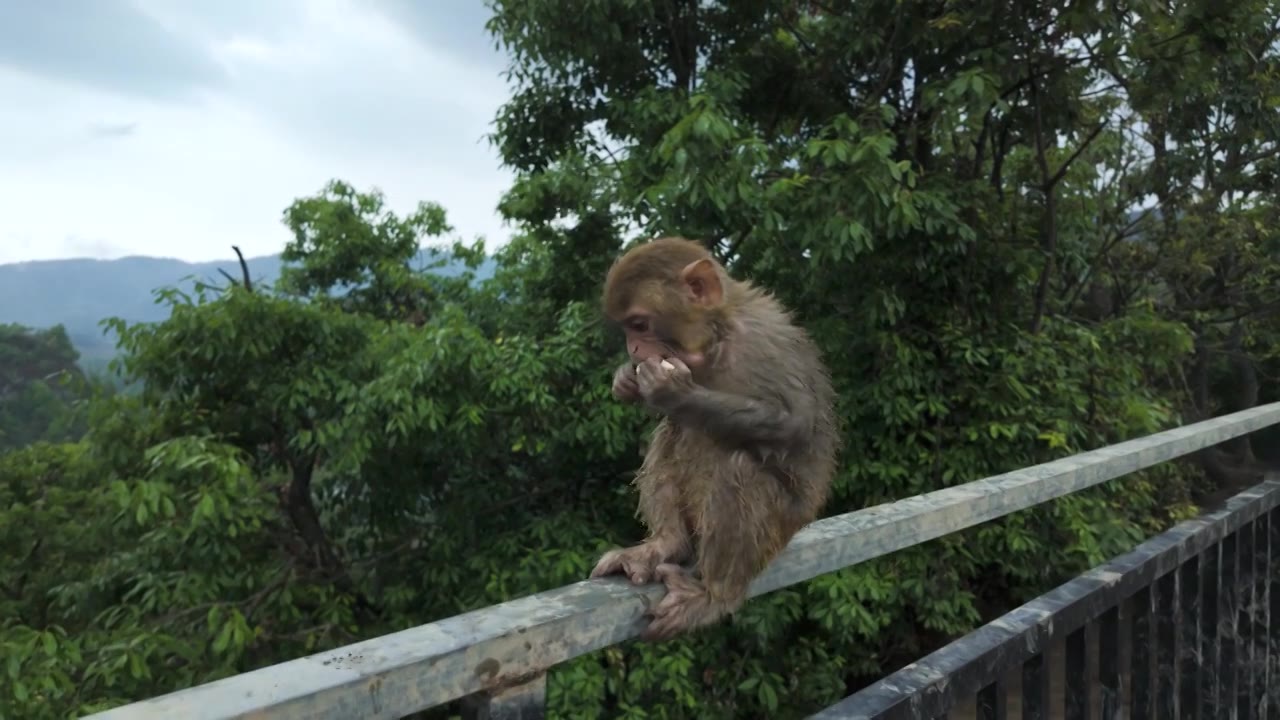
[
  {"x1": 590, "y1": 421, "x2": 691, "y2": 585},
  {"x1": 654, "y1": 386, "x2": 809, "y2": 447}
]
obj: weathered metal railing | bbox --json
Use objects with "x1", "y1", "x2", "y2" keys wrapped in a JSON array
[
  {"x1": 810, "y1": 475, "x2": 1279, "y2": 719},
  {"x1": 86, "y1": 403, "x2": 1280, "y2": 720}
]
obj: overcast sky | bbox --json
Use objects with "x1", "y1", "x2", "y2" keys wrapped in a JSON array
[{"x1": 0, "y1": 0, "x2": 515, "y2": 265}]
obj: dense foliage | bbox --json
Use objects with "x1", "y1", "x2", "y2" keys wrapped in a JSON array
[
  {"x1": 2, "y1": 1, "x2": 1278, "y2": 718},
  {"x1": 0, "y1": 324, "x2": 103, "y2": 453}
]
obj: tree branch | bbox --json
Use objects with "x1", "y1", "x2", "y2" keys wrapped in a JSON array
[
  {"x1": 1029, "y1": 75, "x2": 1057, "y2": 334},
  {"x1": 231, "y1": 245, "x2": 253, "y2": 292},
  {"x1": 1044, "y1": 121, "x2": 1108, "y2": 191}
]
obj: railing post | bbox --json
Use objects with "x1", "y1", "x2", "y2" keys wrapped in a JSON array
[
  {"x1": 1098, "y1": 605, "x2": 1120, "y2": 719},
  {"x1": 1238, "y1": 521, "x2": 1256, "y2": 719},
  {"x1": 1065, "y1": 627, "x2": 1088, "y2": 720},
  {"x1": 1253, "y1": 512, "x2": 1270, "y2": 719},
  {"x1": 1222, "y1": 530, "x2": 1240, "y2": 717},
  {"x1": 1128, "y1": 585, "x2": 1153, "y2": 720},
  {"x1": 1021, "y1": 653, "x2": 1050, "y2": 720},
  {"x1": 1154, "y1": 570, "x2": 1177, "y2": 719},
  {"x1": 1178, "y1": 556, "x2": 1200, "y2": 715},
  {"x1": 1269, "y1": 508, "x2": 1279, "y2": 719},
  {"x1": 1199, "y1": 540, "x2": 1220, "y2": 717},
  {"x1": 460, "y1": 674, "x2": 548, "y2": 720}
]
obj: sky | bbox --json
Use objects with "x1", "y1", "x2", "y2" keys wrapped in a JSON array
[{"x1": 0, "y1": 0, "x2": 515, "y2": 265}]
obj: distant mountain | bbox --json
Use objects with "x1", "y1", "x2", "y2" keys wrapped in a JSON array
[{"x1": 0, "y1": 249, "x2": 496, "y2": 373}]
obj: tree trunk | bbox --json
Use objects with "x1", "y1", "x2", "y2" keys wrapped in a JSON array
[
  {"x1": 1224, "y1": 323, "x2": 1259, "y2": 462},
  {"x1": 283, "y1": 459, "x2": 342, "y2": 572}
]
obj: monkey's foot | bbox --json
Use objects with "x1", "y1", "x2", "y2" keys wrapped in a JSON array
[
  {"x1": 590, "y1": 542, "x2": 671, "y2": 585},
  {"x1": 641, "y1": 563, "x2": 727, "y2": 642}
]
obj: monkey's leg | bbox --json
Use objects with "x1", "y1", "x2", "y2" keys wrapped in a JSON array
[
  {"x1": 641, "y1": 470, "x2": 794, "y2": 641},
  {"x1": 640, "y1": 563, "x2": 727, "y2": 641},
  {"x1": 590, "y1": 423, "x2": 691, "y2": 585}
]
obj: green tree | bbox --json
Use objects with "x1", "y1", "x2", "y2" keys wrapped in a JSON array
[
  {"x1": 1095, "y1": 0, "x2": 1280, "y2": 487},
  {"x1": 481, "y1": 0, "x2": 1270, "y2": 715},
  {"x1": 0, "y1": 324, "x2": 96, "y2": 452},
  {"x1": 0, "y1": 180, "x2": 644, "y2": 718}
]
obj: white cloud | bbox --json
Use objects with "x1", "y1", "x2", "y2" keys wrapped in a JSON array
[{"x1": 0, "y1": 0, "x2": 514, "y2": 265}]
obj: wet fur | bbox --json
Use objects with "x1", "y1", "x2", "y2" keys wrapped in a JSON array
[{"x1": 592, "y1": 237, "x2": 840, "y2": 641}]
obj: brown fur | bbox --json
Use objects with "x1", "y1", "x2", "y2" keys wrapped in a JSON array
[{"x1": 592, "y1": 236, "x2": 840, "y2": 641}]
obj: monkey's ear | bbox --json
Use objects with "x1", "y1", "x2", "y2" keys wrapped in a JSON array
[{"x1": 680, "y1": 258, "x2": 723, "y2": 306}]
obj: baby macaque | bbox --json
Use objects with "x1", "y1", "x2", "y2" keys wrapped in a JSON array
[{"x1": 592, "y1": 236, "x2": 839, "y2": 641}]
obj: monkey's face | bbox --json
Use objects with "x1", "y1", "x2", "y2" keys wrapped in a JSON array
[
  {"x1": 603, "y1": 238, "x2": 728, "y2": 373},
  {"x1": 618, "y1": 306, "x2": 709, "y2": 370}
]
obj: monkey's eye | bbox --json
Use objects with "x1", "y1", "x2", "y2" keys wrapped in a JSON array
[{"x1": 626, "y1": 317, "x2": 649, "y2": 333}]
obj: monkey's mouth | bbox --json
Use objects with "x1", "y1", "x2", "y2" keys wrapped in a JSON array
[{"x1": 633, "y1": 359, "x2": 677, "y2": 371}]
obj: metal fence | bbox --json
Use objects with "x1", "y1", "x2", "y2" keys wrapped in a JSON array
[
  {"x1": 810, "y1": 476, "x2": 1279, "y2": 719},
  {"x1": 85, "y1": 403, "x2": 1280, "y2": 720}
]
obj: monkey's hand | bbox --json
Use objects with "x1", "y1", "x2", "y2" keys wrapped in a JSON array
[
  {"x1": 636, "y1": 356, "x2": 695, "y2": 411},
  {"x1": 611, "y1": 362, "x2": 641, "y2": 403}
]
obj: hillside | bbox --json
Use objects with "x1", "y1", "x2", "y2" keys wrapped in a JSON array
[{"x1": 0, "y1": 249, "x2": 496, "y2": 372}]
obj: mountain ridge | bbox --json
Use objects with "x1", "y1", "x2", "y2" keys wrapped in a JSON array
[{"x1": 0, "y1": 249, "x2": 496, "y2": 372}]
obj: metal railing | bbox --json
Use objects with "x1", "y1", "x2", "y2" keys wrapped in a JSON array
[
  {"x1": 811, "y1": 475, "x2": 1279, "y2": 719},
  {"x1": 86, "y1": 403, "x2": 1280, "y2": 720}
]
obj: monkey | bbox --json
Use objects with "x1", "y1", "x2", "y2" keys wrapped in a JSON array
[{"x1": 590, "y1": 236, "x2": 840, "y2": 641}]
